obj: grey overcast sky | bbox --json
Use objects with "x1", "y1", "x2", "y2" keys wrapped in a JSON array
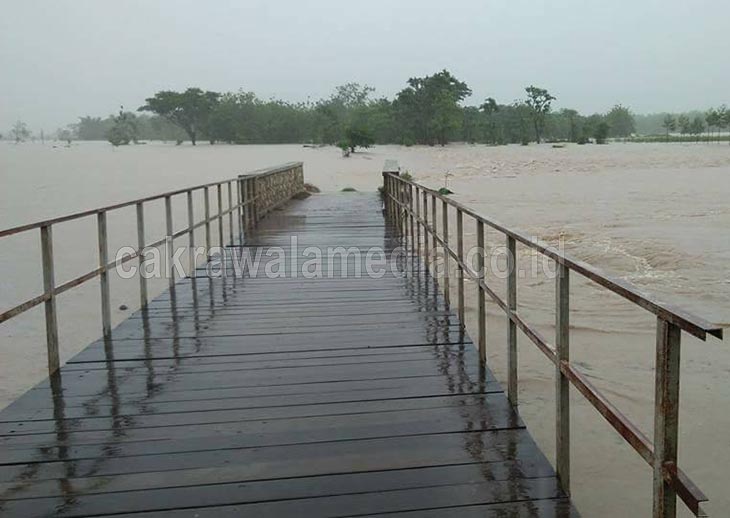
[{"x1": 1, "y1": 0, "x2": 728, "y2": 131}]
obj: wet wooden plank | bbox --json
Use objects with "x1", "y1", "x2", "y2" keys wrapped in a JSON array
[
  {"x1": 0, "y1": 192, "x2": 576, "y2": 517},
  {"x1": 0, "y1": 462, "x2": 557, "y2": 516}
]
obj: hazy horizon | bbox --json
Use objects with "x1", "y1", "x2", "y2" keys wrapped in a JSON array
[{"x1": 2, "y1": 0, "x2": 729, "y2": 132}]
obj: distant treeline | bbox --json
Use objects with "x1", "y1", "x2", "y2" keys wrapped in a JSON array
[{"x1": 5, "y1": 70, "x2": 728, "y2": 146}]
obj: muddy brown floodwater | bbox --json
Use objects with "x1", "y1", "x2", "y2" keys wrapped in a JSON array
[{"x1": 1, "y1": 140, "x2": 729, "y2": 517}]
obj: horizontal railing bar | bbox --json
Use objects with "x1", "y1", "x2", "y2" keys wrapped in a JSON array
[
  {"x1": 0, "y1": 164, "x2": 289, "y2": 240},
  {"x1": 0, "y1": 293, "x2": 50, "y2": 324},
  {"x1": 664, "y1": 463, "x2": 708, "y2": 516},
  {"x1": 561, "y1": 359, "x2": 653, "y2": 463},
  {"x1": 511, "y1": 309, "x2": 557, "y2": 362},
  {"x1": 385, "y1": 176, "x2": 722, "y2": 341},
  {"x1": 55, "y1": 267, "x2": 103, "y2": 296}
]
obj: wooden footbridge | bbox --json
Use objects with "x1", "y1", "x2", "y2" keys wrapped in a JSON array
[{"x1": 0, "y1": 162, "x2": 723, "y2": 517}]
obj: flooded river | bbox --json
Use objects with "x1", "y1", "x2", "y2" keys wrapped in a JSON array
[{"x1": 1, "y1": 140, "x2": 728, "y2": 516}]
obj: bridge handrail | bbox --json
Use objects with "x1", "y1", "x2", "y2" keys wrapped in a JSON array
[
  {"x1": 0, "y1": 162, "x2": 304, "y2": 372},
  {"x1": 382, "y1": 162, "x2": 723, "y2": 518}
]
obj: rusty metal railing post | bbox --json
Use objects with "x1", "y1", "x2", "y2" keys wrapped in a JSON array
[
  {"x1": 235, "y1": 179, "x2": 242, "y2": 243},
  {"x1": 382, "y1": 160, "x2": 400, "y2": 222},
  {"x1": 217, "y1": 184, "x2": 224, "y2": 248},
  {"x1": 136, "y1": 202, "x2": 147, "y2": 306},
  {"x1": 187, "y1": 191, "x2": 195, "y2": 275},
  {"x1": 40, "y1": 224, "x2": 59, "y2": 373},
  {"x1": 408, "y1": 184, "x2": 414, "y2": 255},
  {"x1": 476, "y1": 219, "x2": 486, "y2": 363},
  {"x1": 415, "y1": 186, "x2": 421, "y2": 260},
  {"x1": 441, "y1": 199, "x2": 450, "y2": 307},
  {"x1": 383, "y1": 174, "x2": 393, "y2": 220},
  {"x1": 398, "y1": 178, "x2": 404, "y2": 235},
  {"x1": 507, "y1": 235, "x2": 518, "y2": 406},
  {"x1": 165, "y1": 195, "x2": 175, "y2": 289},
  {"x1": 431, "y1": 193, "x2": 437, "y2": 275},
  {"x1": 456, "y1": 209, "x2": 465, "y2": 326},
  {"x1": 204, "y1": 187, "x2": 211, "y2": 258},
  {"x1": 556, "y1": 261, "x2": 570, "y2": 494},
  {"x1": 653, "y1": 318, "x2": 681, "y2": 518},
  {"x1": 97, "y1": 211, "x2": 111, "y2": 338},
  {"x1": 227, "y1": 181, "x2": 234, "y2": 246},
  {"x1": 422, "y1": 191, "x2": 429, "y2": 267}
]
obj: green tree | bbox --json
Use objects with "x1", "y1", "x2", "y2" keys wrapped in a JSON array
[
  {"x1": 394, "y1": 70, "x2": 471, "y2": 146},
  {"x1": 661, "y1": 114, "x2": 676, "y2": 142},
  {"x1": 107, "y1": 107, "x2": 138, "y2": 146},
  {"x1": 524, "y1": 85, "x2": 555, "y2": 143},
  {"x1": 11, "y1": 121, "x2": 30, "y2": 143},
  {"x1": 57, "y1": 126, "x2": 75, "y2": 144},
  {"x1": 677, "y1": 114, "x2": 691, "y2": 137},
  {"x1": 331, "y1": 83, "x2": 375, "y2": 110},
  {"x1": 717, "y1": 105, "x2": 728, "y2": 143},
  {"x1": 689, "y1": 116, "x2": 705, "y2": 142},
  {"x1": 594, "y1": 121, "x2": 610, "y2": 144},
  {"x1": 605, "y1": 104, "x2": 635, "y2": 137},
  {"x1": 461, "y1": 106, "x2": 480, "y2": 143},
  {"x1": 344, "y1": 125, "x2": 375, "y2": 153},
  {"x1": 546, "y1": 108, "x2": 585, "y2": 142},
  {"x1": 139, "y1": 88, "x2": 220, "y2": 145},
  {"x1": 479, "y1": 98, "x2": 499, "y2": 144},
  {"x1": 705, "y1": 108, "x2": 718, "y2": 142},
  {"x1": 77, "y1": 116, "x2": 112, "y2": 140}
]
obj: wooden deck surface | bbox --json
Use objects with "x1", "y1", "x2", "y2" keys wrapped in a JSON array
[{"x1": 0, "y1": 193, "x2": 577, "y2": 517}]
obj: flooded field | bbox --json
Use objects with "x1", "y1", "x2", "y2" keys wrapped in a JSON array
[{"x1": 1, "y1": 140, "x2": 729, "y2": 516}]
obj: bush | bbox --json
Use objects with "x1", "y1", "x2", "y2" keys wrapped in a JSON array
[
  {"x1": 337, "y1": 140, "x2": 350, "y2": 154},
  {"x1": 594, "y1": 122, "x2": 610, "y2": 144}
]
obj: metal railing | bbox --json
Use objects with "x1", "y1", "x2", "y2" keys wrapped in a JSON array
[
  {"x1": 0, "y1": 162, "x2": 304, "y2": 374},
  {"x1": 382, "y1": 161, "x2": 723, "y2": 518}
]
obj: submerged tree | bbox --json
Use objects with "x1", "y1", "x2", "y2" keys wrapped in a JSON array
[
  {"x1": 57, "y1": 127, "x2": 74, "y2": 145},
  {"x1": 717, "y1": 105, "x2": 729, "y2": 143},
  {"x1": 594, "y1": 121, "x2": 610, "y2": 144},
  {"x1": 139, "y1": 88, "x2": 220, "y2": 145},
  {"x1": 705, "y1": 108, "x2": 719, "y2": 142},
  {"x1": 479, "y1": 97, "x2": 500, "y2": 144},
  {"x1": 524, "y1": 86, "x2": 555, "y2": 143},
  {"x1": 11, "y1": 121, "x2": 30, "y2": 143},
  {"x1": 107, "y1": 107, "x2": 138, "y2": 146},
  {"x1": 690, "y1": 116, "x2": 705, "y2": 142},
  {"x1": 605, "y1": 105, "x2": 635, "y2": 137},
  {"x1": 661, "y1": 114, "x2": 676, "y2": 142},
  {"x1": 343, "y1": 126, "x2": 375, "y2": 153},
  {"x1": 677, "y1": 114, "x2": 691, "y2": 137}
]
